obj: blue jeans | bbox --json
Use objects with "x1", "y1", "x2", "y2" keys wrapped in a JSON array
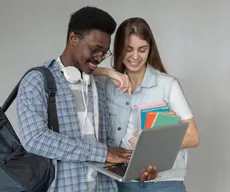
[{"x1": 116, "y1": 181, "x2": 187, "y2": 192}]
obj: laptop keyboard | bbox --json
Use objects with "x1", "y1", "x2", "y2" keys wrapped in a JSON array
[{"x1": 104, "y1": 163, "x2": 128, "y2": 177}]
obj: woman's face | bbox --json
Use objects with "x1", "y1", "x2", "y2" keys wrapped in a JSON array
[{"x1": 122, "y1": 34, "x2": 150, "y2": 73}]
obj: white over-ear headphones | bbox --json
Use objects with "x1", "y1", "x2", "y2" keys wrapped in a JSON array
[
  {"x1": 62, "y1": 66, "x2": 81, "y2": 84},
  {"x1": 82, "y1": 72, "x2": 90, "y2": 86},
  {"x1": 62, "y1": 66, "x2": 90, "y2": 85},
  {"x1": 58, "y1": 58, "x2": 91, "y2": 137}
]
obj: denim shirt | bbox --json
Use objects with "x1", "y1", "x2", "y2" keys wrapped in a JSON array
[{"x1": 105, "y1": 65, "x2": 188, "y2": 181}]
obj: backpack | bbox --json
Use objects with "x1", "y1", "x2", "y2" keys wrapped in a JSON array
[{"x1": 0, "y1": 62, "x2": 59, "y2": 192}]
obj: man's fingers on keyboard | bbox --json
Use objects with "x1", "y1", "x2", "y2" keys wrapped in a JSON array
[
  {"x1": 121, "y1": 150, "x2": 132, "y2": 155},
  {"x1": 120, "y1": 153, "x2": 132, "y2": 160},
  {"x1": 120, "y1": 157, "x2": 130, "y2": 163},
  {"x1": 120, "y1": 149, "x2": 132, "y2": 153}
]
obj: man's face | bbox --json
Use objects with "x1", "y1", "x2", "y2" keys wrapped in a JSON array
[{"x1": 69, "y1": 29, "x2": 111, "y2": 74}]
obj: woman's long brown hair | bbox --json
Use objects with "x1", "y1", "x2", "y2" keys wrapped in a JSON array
[{"x1": 113, "y1": 17, "x2": 167, "y2": 74}]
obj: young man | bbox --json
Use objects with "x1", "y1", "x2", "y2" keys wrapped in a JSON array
[{"x1": 17, "y1": 6, "x2": 155, "y2": 192}]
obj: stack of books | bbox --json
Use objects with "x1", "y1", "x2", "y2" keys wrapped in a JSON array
[{"x1": 138, "y1": 101, "x2": 181, "y2": 129}]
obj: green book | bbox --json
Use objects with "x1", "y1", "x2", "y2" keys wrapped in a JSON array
[{"x1": 151, "y1": 113, "x2": 181, "y2": 128}]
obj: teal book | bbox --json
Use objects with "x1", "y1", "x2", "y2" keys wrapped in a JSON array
[{"x1": 152, "y1": 113, "x2": 181, "y2": 128}]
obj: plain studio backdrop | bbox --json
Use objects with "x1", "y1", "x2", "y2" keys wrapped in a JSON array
[{"x1": 1, "y1": 1, "x2": 230, "y2": 191}]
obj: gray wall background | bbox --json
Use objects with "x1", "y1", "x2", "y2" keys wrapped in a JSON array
[{"x1": 1, "y1": 0, "x2": 230, "y2": 191}]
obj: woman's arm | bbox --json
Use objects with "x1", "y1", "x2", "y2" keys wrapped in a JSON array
[
  {"x1": 181, "y1": 118, "x2": 200, "y2": 148},
  {"x1": 93, "y1": 67, "x2": 131, "y2": 94},
  {"x1": 93, "y1": 67, "x2": 112, "y2": 77},
  {"x1": 169, "y1": 80, "x2": 200, "y2": 149}
]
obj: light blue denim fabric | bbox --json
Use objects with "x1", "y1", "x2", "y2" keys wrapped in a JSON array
[{"x1": 105, "y1": 65, "x2": 188, "y2": 181}]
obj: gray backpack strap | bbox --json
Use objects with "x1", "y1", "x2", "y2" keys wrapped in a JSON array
[{"x1": 1, "y1": 60, "x2": 59, "y2": 133}]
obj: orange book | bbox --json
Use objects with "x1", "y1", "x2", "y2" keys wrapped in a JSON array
[{"x1": 145, "y1": 112, "x2": 157, "y2": 128}]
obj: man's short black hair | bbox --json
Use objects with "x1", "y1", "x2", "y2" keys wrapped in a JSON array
[{"x1": 67, "y1": 6, "x2": 117, "y2": 41}]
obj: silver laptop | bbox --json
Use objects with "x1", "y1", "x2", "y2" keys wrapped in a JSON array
[{"x1": 85, "y1": 123, "x2": 189, "y2": 182}]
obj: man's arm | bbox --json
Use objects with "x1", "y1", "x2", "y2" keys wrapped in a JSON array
[{"x1": 17, "y1": 71, "x2": 107, "y2": 163}]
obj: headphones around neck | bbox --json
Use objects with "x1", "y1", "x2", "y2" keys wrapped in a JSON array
[
  {"x1": 62, "y1": 66, "x2": 90, "y2": 85},
  {"x1": 61, "y1": 65, "x2": 91, "y2": 136}
]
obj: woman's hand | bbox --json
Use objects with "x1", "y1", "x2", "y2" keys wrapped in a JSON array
[
  {"x1": 128, "y1": 132, "x2": 139, "y2": 148},
  {"x1": 93, "y1": 67, "x2": 131, "y2": 94},
  {"x1": 107, "y1": 70, "x2": 131, "y2": 94}
]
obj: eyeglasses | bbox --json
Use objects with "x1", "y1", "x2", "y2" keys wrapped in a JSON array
[{"x1": 76, "y1": 33, "x2": 112, "y2": 60}]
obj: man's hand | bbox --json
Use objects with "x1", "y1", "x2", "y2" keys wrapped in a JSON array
[
  {"x1": 139, "y1": 166, "x2": 158, "y2": 181},
  {"x1": 106, "y1": 147, "x2": 132, "y2": 164}
]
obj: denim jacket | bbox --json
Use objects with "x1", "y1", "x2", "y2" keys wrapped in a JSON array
[{"x1": 105, "y1": 65, "x2": 188, "y2": 181}]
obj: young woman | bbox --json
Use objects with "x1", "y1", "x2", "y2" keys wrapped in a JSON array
[{"x1": 94, "y1": 17, "x2": 200, "y2": 192}]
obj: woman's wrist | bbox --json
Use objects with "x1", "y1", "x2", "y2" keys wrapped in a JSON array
[{"x1": 106, "y1": 68, "x2": 116, "y2": 78}]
